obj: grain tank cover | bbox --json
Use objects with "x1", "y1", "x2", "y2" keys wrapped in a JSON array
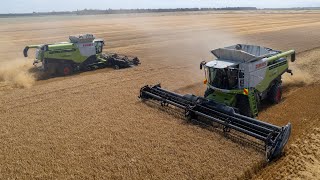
[
  {"x1": 211, "y1": 44, "x2": 279, "y2": 63},
  {"x1": 69, "y1": 34, "x2": 95, "y2": 43}
]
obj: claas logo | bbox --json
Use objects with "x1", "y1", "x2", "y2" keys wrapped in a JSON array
[
  {"x1": 83, "y1": 43, "x2": 93, "y2": 47},
  {"x1": 256, "y1": 62, "x2": 267, "y2": 69}
]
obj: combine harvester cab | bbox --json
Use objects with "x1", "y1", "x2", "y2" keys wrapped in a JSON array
[
  {"x1": 201, "y1": 44, "x2": 296, "y2": 117},
  {"x1": 23, "y1": 34, "x2": 140, "y2": 76}
]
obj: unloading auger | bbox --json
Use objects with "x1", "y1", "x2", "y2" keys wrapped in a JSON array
[{"x1": 139, "y1": 84, "x2": 291, "y2": 161}]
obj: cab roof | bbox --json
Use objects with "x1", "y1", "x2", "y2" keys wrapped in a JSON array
[
  {"x1": 205, "y1": 59, "x2": 239, "y2": 69},
  {"x1": 211, "y1": 44, "x2": 279, "y2": 63}
]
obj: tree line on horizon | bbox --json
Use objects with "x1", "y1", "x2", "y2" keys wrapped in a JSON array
[
  {"x1": 0, "y1": 7, "x2": 257, "y2": 17},
  {"x1": 2, "y1": 6, "x2": 320, "y2": 17}
]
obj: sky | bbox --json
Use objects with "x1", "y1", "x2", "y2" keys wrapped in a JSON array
[{"x1": 2, "y1": 0, "x2": 320, "y2": 14}]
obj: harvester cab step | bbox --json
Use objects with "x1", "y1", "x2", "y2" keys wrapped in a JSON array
[{"x1": 248, "y1": 90, "x2": 259, "y2": 117}]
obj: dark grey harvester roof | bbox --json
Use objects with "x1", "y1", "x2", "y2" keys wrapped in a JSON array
[{"x1": 211, "y1": 44, "x2": 278, "y2": 63}]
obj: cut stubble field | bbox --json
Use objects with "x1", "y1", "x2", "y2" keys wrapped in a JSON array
[{"x1": 0, "y1": 11, "x2": 320, "y2": 179}]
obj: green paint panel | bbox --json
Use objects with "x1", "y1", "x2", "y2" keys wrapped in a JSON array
[
  {"x1": 48, "y1": 43, "x2": 74, "y2": 49},
  {"x1": 255, "y1": 61, "x2": 288, "y2": 92},
  {"x1": 44, "y1": 43, "x2": 88, "y2": 63},
  {"x1": 206, "y1": 90, "x2": 237, "y2": 106}
]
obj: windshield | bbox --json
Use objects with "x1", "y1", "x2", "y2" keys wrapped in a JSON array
[
  {"x1": 94, "y1": 41, "x2": 104, "y2": 54},
  {"x1": 35, "y1": 48, "x2": 45, "y2": 61},
  {"x1": 35, "y1": 49, "x2": 40, "y2": 57},
  {"x1": 207, "y1": 67, "x2": 238, "y2": 89},
  {"x1": 35, "y1": 49, "x2": 41, "y2": 59}
]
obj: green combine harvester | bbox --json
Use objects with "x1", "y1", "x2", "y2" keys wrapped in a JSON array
[
  {"x1": 200, "y1": 44, "x2": 295, "y2": 117},
  {"x1": 139, "y1": 44, "x2": 295, "y2": 161},
  {"x1": 23, "y1": 34, "x2": 140, "y2": 76}
]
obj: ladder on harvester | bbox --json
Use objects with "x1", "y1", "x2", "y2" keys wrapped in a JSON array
[{"x1": 248, "y1": 89, "x2": 259, "y2": 117}]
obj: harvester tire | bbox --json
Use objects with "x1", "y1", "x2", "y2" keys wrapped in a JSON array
[
  {"x1": 114, "y1": 65, "x2": 120, "y2": 70},
  {"x1": 268, "y1": 83, "x2": 282, "y2": 104},
  {"x1": 58, "y1": 64, "x2": 73, "y2": 76},
  {"x1": 236, "y1": 95, "x2": 253, "y2": 117}
]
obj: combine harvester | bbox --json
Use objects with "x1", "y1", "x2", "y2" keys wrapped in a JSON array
[
  {"x1": 139, "y1": 44, "x2": 295, "y2": 161},
  {"x1": 23, "y1": 34, "x2": 140, "y2": 76}
]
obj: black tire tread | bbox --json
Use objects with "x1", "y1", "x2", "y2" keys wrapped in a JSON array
[
  {"x1": 268, "y1": 83, "x2": 282, "y2": 104},
  {"x1": 57, "y1": 63, "x2": 73, "y2": 76}
]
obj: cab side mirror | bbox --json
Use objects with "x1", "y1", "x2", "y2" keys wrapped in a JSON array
[
  {"x1": 23, "y1": 46, "x2": 29, "y2": 57},
  {"x1": 291, "y1": 53, "x2": 296, "y2": 62},
  {"x1": 200, "y1": 61, "x2": 206, "y2": 70}
]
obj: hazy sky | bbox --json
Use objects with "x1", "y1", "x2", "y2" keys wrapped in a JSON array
[{"x1": 2, "y1": 0, "x2": 320, "y2": 13}]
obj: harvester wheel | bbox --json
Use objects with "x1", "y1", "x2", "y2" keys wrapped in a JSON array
[
  {"x1": 114, "y1": 65, "x2": 120, "y2": 70},
  {"x1": 236, "y1": 95, "x2": 253, "y2": 117},
  {"x1": 58, "y1": 64, "x2": 73, "y2": 76},
  {"x1": 268, "y1": 83, "x2": 282, "y2": 104}
]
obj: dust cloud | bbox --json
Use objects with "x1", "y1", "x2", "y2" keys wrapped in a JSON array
[
  {"x1": 283, "y1": 49, "x2": 320, "y2": 88},
  {"x1": 0, "y1": 59, "x2": 36, "y2": 89},
  {"x1": 125, "y1": 15, "x2": 244, "y2": 87},
  {"x1": 283, "y1": 65, "x2": 313, "y2": 87}
]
